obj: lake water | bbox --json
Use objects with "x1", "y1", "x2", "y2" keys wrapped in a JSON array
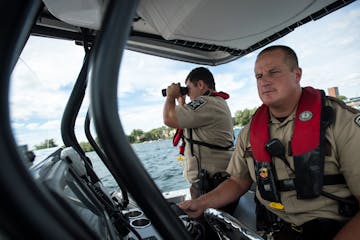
[
  {"x1": 89, "y1": 139, "x2": 190, "y2": 193},
  {"x1": 34, "y1": 129, "x2": 241, "y2": 193}
]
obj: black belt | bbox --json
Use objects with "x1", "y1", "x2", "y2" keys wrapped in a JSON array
[{"x1": 278, "y1": 174, "x2": 346, "y2": 192}]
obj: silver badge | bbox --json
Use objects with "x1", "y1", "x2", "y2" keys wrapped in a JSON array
[
  {"x1": 187, "y1": 98, "x2": 206, "y2": 111},
  {"x1": 299, "y1": 111, "x2": 313, "y2": 121},
  {"x1": 355, "y1": 115, "x2": 360, "y2": 127}
]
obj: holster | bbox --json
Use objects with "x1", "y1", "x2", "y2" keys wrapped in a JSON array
[
  {"x1": 198, "y1": 169, "x2": 230, "y2": 195},
  {"x1": 199, "y1": 168, "x2": 211, "y2": 195}
]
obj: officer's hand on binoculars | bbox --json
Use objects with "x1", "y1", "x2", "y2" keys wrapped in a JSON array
[
  {"x1": 162, "y1": 83, "x2": 188, "y2": 97},
  {"x1": 166, "y1": 83, "x2": 181, "y2": 98},
  {"x1": 177, "y1": 95, "x2": 186, "y2": 105}
]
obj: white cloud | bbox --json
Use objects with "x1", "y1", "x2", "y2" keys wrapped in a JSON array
[
  {"x1": 10, "y1": 37, "x2": 84, "y2": 122},
  {"x1": 119, "y1": 103, "x2": 164, "y2": 134},
  {"x1": 118, "y1": 51, "x2": 193, "y2": 96}
]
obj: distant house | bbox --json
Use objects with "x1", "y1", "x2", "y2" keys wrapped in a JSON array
[
  {"x1": 344, "y1": 97, "x2": 360, "y2": 110},
  {"x1": 327, "y1": 86, "x2": 360, "y2": 110}
]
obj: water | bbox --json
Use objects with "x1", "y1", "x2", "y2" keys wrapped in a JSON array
[
  {"x1": 33, "y1": 129, "x2": 241, "y2": 193},
  {"x1": 89, "y1": 139, "x2": 189, "y2": 193},
  {"x1": 33, "y1": 140, "x2": 187, "y2": 192}
]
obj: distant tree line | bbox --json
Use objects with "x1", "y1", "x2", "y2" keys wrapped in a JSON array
[
  {"x1": 33, "y1": 107, "x2": 260, "y2": 152},
  {"x1": 233, "y1": 107, "x2": 258, "y2": 127},
  {"x1": 34, "y1": 138, "x2": 58, "y2": 150},
  {"x1": 337, "y1": 95, "x2": 347, "y2": 101},
  {"x1": 127, "y1": 107, "x2": 260, "y2": 143},
  {"x1": 34, "y1": 127, "x2": 176, "y2": 152},
  {"x1": 127, "y1": 126, "x2": 175, "y2": 143},
  {"x1": 34, "y1": 138, "x2": 96, "y2": 152}
]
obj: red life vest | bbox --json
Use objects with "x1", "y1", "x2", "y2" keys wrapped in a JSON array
[
  {"x1": 249, "y1": 87, "x2": 358, "y2": 216},
  {"x1": 250, "y1": 86, "x2": 321, "y2": 162},
  {"x1": 250, "y1": 86, "x2": 329, "y2": 200}
]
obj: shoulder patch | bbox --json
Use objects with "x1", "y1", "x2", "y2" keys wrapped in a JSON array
[
  {"x1": 355, "y1": 115, "x2": 360, "y2": 127},
  {"x1": 187, "y1": 98, "x2": 207, "y2": 111}
]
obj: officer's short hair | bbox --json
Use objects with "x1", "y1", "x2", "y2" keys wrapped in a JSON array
[
  {"x1": 185, "y1": 67, "x2": 216, "y2": 90},
  {"x1": 258, "y1": 45, "x2": 299, "y2": 70}
]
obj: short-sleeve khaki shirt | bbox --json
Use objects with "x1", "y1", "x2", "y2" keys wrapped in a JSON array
[
  {"x1": 176, "y1": 95, "x2": 234, "y2": 183},
  {"x1": 227, "y1": 97, "x2": 360, "y2": 225}
]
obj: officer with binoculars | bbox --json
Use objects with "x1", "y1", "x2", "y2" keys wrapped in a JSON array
[{"x1": 162, "y1": 67, "x2": 235, "y2": 204}]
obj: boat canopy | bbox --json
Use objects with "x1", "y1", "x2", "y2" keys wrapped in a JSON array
[{"x1": 35, "y1": 0, "x2": 355, "y2": 65}]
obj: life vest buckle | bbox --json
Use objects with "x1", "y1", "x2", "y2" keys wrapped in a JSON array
[{"x1": 268, "y1": 202, "x2": 284, "y2": 210}]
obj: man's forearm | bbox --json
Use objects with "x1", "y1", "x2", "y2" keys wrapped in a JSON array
[
  {"x1": 198, "y1": 176, "x2": 252, "y2": 210},
  {"x1": 179, "y1": 177, "x2": 252, "y2": 218},
  {"x1": 163, "y1": 97, "x2": 179, "y2": 128}
]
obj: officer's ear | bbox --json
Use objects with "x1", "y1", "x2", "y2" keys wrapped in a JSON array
[
  {"x1": 295, "y1": 67, "x2": 302, "y2": 83},
  {"x1": 197, "y1": 79, "x2": 206, "y2": 90}
]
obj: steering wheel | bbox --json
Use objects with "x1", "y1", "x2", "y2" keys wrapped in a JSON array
[
  {"x1": 168, "y1": 202, "x2": 206, "y2": 239},
  {"x1": 204, "y1": 208, "x2": 264, "y2": 240}
]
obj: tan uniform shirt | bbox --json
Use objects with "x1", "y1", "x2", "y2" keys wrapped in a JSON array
[
  {"x1": 176, "y1": 95, "x2": 234, "y2": 183},
  {"x1": 227, "y1": 97, "x2": 360, "y2": 226}
]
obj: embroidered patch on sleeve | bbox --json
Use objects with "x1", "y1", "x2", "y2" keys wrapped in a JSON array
[
  {"x1": 187, "y1": 98, "x2": 207, "y2": 111},
  {"x1": 355, "y1": 115, "x2": 360, "y2": 127}
]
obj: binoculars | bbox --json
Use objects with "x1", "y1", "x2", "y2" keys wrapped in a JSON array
[{"x1": 161, "y1": 86, "x2": 188, "y2": 97}]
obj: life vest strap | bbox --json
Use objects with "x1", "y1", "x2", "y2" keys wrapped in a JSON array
[
  {"x1": 185, "y1": 137, "x2": 234, "y2": 151},
  {"x1": 278, "y1": 174, "x2": 346, "y2": 192}
]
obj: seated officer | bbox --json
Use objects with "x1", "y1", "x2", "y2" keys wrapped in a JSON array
[{"x1": 179, "y1": 45, "x2": 360, "y2": 240}]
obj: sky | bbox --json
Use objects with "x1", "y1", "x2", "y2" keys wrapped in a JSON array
[{"x1": 10, "y1": 1, "x2": 360, "y2": 150}]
